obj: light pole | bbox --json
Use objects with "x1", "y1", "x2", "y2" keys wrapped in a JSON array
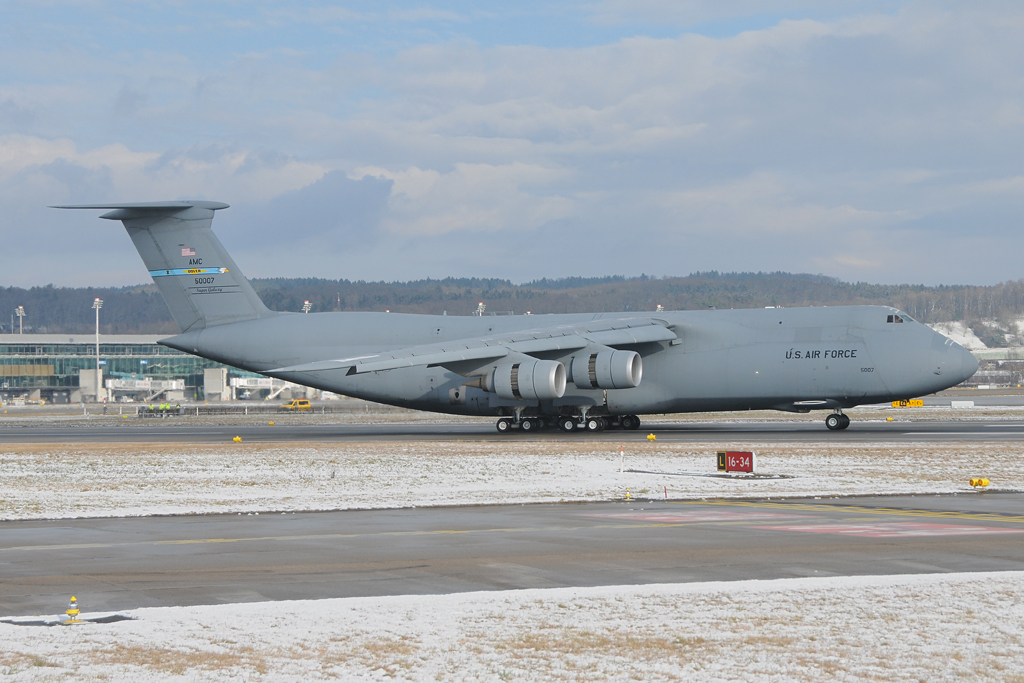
[
  {"x1": 15, "y1": 306, "x2": 24, "y2": 334},
  {"x1": 92, "y1": 298, "x2": 103, "y2": 403}
]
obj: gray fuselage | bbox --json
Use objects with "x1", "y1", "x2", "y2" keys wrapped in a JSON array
[{"x1": 163, "y1": 305, "x2": 978, "y2": 418}]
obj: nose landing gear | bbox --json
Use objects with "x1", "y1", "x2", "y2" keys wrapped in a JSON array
[{"x1": 825, "y1": 412, "x2": 850, "y2": 430}]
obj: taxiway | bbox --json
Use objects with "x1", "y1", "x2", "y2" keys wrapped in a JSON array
[{"x1": 3, "y1": 493, "x2": 1022, "y2": 617}]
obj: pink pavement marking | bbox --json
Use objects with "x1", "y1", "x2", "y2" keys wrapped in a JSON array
[
  {"x1": 581, "y1": 511, "x2": 802, "y2": 523},
  {"x1": 752, "y1": 522, "x2": 1024, "y2": 538}
]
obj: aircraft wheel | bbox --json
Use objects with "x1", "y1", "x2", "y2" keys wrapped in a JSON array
[
  {"x1": 520, "y1": 418, "x2": 538, "y2": 432},
  {"x1": 839, "y1": 414, "x2": 851, "y2": 429},
  {"x1": 825, "y1": 414, "x2": 843, "y2": 431},
  {"x1": 496, "y1": 418, "x2": 513, "y2": 433},
  {"x1": 621, "y1": 414, "x2": 641, "y2": 431},
  {"x1": 559, "y1": 417, "x2": 577, "y2": 432},
  {"x1": 585, "y1": 417, "x2": 604, "y2": 432}
]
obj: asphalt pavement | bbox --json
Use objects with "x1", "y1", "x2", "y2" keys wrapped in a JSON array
[
  {"x1": 3, "y1": 493, "x2": 1023, "y2": 617},
  {"x1": 2, "y1": 419, "x2": 1024, "y2": 443}
]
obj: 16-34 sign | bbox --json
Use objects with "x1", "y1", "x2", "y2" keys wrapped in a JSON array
[{"x1": 717, "y1": 451, "x2": 756, "y2": 473}]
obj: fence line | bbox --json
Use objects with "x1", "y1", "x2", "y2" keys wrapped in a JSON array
[{"x1": 136, "y1": 403, "x2": 405, "y2": 417}]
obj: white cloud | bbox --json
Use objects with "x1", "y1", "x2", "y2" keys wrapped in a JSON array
[
  {"x1": 354, "y1": 162, "x2": 574, "y2": 236},
  {"x1": 585, "y1": 0, "x2": 905, "y2": 28},
  {"x1": 4, "y1": 3, "x2": 1024, "y2": 285},
  {"x1": 655, "y1": 173, "x2": 907, "y2": 237},
  {"x1": 0, "y1": 135, "x2": 328, "y2": 204}
]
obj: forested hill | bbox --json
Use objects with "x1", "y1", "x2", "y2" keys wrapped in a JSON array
[{"x1": 3, "y1": 272, "x2": 1024, "y2": 336}]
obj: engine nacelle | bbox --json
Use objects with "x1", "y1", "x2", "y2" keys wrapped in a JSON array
[
  {"x1": 571, "y1": 350, "x2": 642, "y2": 390},
  {"x1": 486, "y1": 360, "x2": 567, "y2": 401}
]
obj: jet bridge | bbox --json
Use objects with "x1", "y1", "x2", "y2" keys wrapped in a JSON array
[{"x1": 105, "y1": 378, "x2": 185, "y2": 402}]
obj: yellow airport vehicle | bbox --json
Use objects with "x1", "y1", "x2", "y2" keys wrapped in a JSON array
[{"x1": 280, "y1": 399, "x2": 312, "y2": 412}]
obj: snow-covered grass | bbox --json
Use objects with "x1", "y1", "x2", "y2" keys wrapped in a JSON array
[
  {"x1": 2, "y1": 571, "x2": 1022, "y2": 681},
  {"x1": 1, "y1": 440, "x2": 1021, "y2": 520},
  {"x1": 2, "y1": 402, "x2": 1019, "y2": 427},
  {"x1": 0, "y1": 406, "x2": 492, "y2": 426}
]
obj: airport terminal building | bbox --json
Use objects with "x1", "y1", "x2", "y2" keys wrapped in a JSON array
[{"x1": 0, "y1": 334, "x2": 304, "y2": 404}]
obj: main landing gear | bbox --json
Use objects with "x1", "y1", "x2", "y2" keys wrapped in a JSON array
[
  {"x1": 825, "y1": 412, "x2": 850, "y2": 431},
  {"x1": 560, "y1": 414, "x2": 642, "y2": 433},
  {"x1": 496, "y1": 414, "x2": 642, "y2": 434},
  {"x1": 496, "y1": 417, "x2": 544, "y2": 433}
]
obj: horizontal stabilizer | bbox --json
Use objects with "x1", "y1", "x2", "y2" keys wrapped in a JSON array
[{"x1": 52, "y1": 201, "x2": 229, "y2": 212}]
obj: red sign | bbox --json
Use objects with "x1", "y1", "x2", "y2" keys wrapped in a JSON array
[{"x1": 717, "y1": 451, "x2": 755, "y2": 473}]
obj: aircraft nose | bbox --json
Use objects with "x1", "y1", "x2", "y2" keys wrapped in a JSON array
[{"x1": 957, "y1": 345, "x2": 979, "y2": 384}]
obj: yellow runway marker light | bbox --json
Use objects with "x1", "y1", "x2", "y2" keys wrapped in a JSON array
[
  {"x1": 233, "y1": 436, "x2": 242, "y2": 443},
  {"x1": 268, "y1": 421, "x2": 275, "y2": 426},
  {"x1": 886, "y1": 417, "x2": 894, "y2": 421},
  {"x1": 970, "y1": 478, "x2": 990, "y2": 488},
  {"x1": 647, "y1": 433, "x2": 656, "y2": 441}
]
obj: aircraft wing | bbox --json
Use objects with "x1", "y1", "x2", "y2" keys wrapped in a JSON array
[{"x1": 269, "y1": 317, "x2": 676, "y2": 375}]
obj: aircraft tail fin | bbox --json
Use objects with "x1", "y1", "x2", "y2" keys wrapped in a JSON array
[{"x1": 53, "y1": 201, "x2": 274, "y2": 332}]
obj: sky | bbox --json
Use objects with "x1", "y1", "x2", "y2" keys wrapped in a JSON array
[{"x1": 1, "y1": 0, "x2": 1023, "y2": 287}]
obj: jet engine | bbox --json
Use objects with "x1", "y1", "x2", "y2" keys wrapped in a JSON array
[
  {"x1": 485, "y1": 360, "x2": 567, "y2": 400},
  {"x1": 570, "y1": 350, "x2": 642, "y2": 390}
]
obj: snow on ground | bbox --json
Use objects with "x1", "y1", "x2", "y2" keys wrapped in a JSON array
[
  {"x1": 2, "y1": 571, "x2": 1023, "y2": 681},
  {"x1": 1, "y1": 438, "x2": 1021, "y2": 520},
  {"x1": 929, "y1": 321, "x2": 988, "y2": 350},
  {"x1": 2, "y1": 401, "x2": 1018, "y2": 427}
]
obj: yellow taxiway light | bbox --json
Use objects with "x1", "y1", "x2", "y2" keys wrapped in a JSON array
[
  {"x1": 64, "y1": 596, "x2": 81, "y2": 624},
  {"x1": 970, "y1": 478, "x2": 990, "y2": 488},
  {"x1": 233, "y1": 436, "x2": 242, "y2": 443},
  {"x1": 268, "y1": 421, "x2": 275, "y2": 426},
  {"x1": 647, "y1": 433, "x2": 656, "y2": 441}
]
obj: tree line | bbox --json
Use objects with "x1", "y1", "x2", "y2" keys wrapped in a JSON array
[{"x1": 3, "y1": 273, "x2": 1024, "y2": 337}]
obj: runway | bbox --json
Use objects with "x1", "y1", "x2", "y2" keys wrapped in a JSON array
[
  {"x1": 3, "y1": 493, "x2": 1023, "y2": 617},
  {"x1": 3, "y1": 418, "x2": 1024, "y2": 443}
]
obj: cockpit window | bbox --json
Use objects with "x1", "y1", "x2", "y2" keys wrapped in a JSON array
[{"x1": 887, "y1": 314, "x2": 904, "y2": 324}]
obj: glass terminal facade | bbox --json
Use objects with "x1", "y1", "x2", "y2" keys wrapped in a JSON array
[{"x1": 0, "y1": 334, "x2": 258, "y2": 401}]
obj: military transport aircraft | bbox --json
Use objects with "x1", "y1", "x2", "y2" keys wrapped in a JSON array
[{"x1": 55, "y1": 201, "x2": 978, "y2": 433}]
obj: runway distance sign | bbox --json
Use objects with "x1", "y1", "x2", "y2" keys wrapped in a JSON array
[
  {"x1": 717, "y1": 451, "x2": 756, "y2": 473},
  {"x1": 892, "y1": 399, "x2": 924, "y2": 408}
]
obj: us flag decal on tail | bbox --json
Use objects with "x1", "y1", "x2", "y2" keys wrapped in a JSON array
[{"x1": 182, "y1": 247, "x2": 196, "y2": 257}]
